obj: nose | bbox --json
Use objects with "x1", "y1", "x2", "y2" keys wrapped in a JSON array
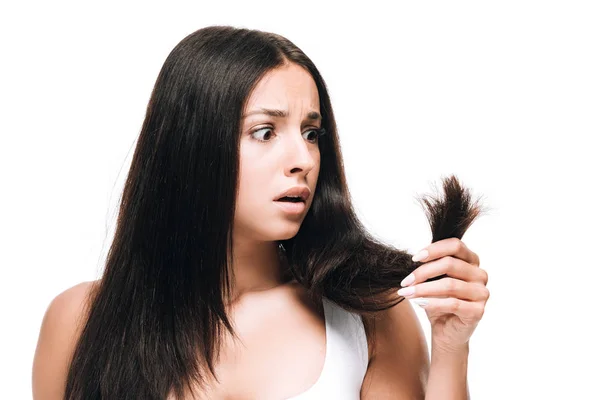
[{"x1": 284, "y1": 131, "x2": 317, "y2": 177}]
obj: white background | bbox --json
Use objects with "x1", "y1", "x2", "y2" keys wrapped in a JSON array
[{"x1": 1, "y1": 1, "x2": 599, "y2": 398}]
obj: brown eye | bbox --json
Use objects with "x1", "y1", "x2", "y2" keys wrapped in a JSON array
[
  {"x1": 250, "y1": 126, "x2": 326, "y2": 144},
  {"x1": 302, "y1": 129, "x2": 318, "y2": 143},
  {"x1": 303, "y1": 127, "x2": 326, "y2": 144},
  {"x1": 250, "y1": 127, "x2": 275, "y2": 142}
]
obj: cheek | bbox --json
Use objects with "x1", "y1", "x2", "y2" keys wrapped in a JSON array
[
  {"x1": 236, "y1": 157, "x2": 271, "y2": 212},
  {"x1": 312, "y1": 154, "x2": 321, "y2": 182}
]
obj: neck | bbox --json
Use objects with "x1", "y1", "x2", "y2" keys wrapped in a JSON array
[{"x1": 227, "y1": 238, "x2": 289, "y2": 305}]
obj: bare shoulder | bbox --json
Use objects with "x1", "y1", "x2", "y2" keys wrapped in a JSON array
[
  {"x1": 32, "y1": 280, "x2": 99, "y2": 400},
  {"x1": 360, "y1": 298, "x2": 430, "y2": 399}
]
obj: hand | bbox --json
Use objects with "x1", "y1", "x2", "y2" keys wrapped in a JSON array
[{"x1": 397, "y1": 238, "x2": 489, "y2": 352}]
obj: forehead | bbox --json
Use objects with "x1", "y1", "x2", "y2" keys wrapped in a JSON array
[{"x1": 244, "y1": 64, "x2": 320, "y2": 113}]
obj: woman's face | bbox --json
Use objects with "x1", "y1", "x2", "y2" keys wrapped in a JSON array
[{"x1": 234, "y1": 63, "x2": 321, "y2": 242}]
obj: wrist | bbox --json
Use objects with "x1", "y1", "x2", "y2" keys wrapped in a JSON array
[{"x1": 432, "y1": 341, "x2": 470, "y2": 357}]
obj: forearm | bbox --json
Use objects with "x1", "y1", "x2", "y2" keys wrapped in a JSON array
[{"x1": 424, "y1": 342, "x2": 470, "y2": 400}]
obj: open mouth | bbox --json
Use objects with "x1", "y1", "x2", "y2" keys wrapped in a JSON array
[{"x1": 276, "y1": 196, "x2": 305, "y2": 203}]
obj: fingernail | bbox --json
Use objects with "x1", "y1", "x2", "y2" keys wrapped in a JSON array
[
  {"x1": 400, "y1": 273, "x2": 415, "y2": 287},
  {"x1": 412, "y1": 298, "x2": 429, "y2": 307},
  {"x1": 412, "y1": 249, "x2": 429, "y2": 262},
  {"x1": 397, "y1": 286, "x2": 415, "y2": 297}
]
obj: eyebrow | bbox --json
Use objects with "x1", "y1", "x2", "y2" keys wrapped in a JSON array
[{"x1": 243, "y1": 108, "x2": 322, "y2": 122}]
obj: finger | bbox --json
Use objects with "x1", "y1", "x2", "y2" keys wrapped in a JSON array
[
  {"x1": 401, "y1": 256, "x2": 488, "y2": 287},
  {"x1": 412, "y1": 238, "x2": 480, "y2": 266},
  {"x1": 410, "y1": 297, "x2": 486, "y2": 322},
  {"x1": 397, "y1": 277, "x2": 490, "y2": 301}
]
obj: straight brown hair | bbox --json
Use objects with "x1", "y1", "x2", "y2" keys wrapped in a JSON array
[{"x1": 64, "y1": 25, "x2": 486, "y2": 399}]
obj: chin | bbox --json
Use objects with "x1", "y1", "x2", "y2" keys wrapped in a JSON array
[
  {"x1": 276, "y1": 227, "x2": 301, "y2": 240},
  {"x1": 273, "y1": 220, "x2": 305, "y2": 240}
]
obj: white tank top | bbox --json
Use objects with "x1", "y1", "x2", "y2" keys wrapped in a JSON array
[{"x1": 287, "y1": 297, "x2": 369, "y2": 399}]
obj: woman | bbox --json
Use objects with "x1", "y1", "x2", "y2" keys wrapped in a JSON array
[{"x1": 32, "y1": 25, "x2": 490, "y2": 399}]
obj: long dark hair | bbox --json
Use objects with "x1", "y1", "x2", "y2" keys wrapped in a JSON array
[{"x1": 64, "y1": 25, "x2": 486, "y2": 399}]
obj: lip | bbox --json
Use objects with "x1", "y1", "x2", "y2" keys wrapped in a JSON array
[
  {"x1": 274, "y1": 200, "x2": 307, "y2": 215},
  {"x1": 274, "y1": 186, "x2": 311, "y2": 202}
]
